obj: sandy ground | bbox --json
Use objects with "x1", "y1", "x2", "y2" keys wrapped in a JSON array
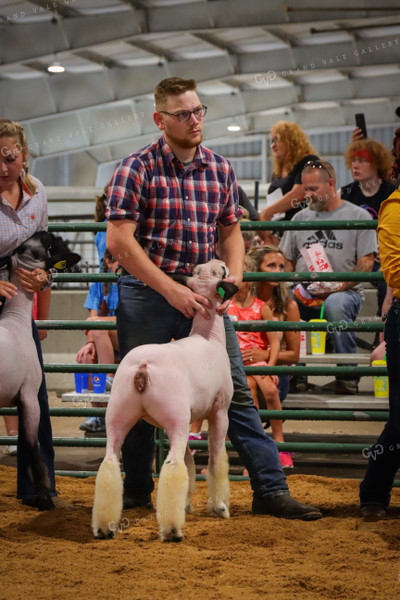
[
  {"x1": 0, "y1": 390, "x2": 397, "y2": 600},
  {"x1": 0, "y1": 466, "x2": 399, "y2": 600}
]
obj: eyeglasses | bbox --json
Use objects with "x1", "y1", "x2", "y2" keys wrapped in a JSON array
[
  {"x1": 305, "y1": 160, "x2": 333, "y2": 179},
  {"x1": 159, "y1": 105, "x2": 207, "y2": 122},
  {"x1": 270, "y1": 136, "x2": 280, "y2": 147}
]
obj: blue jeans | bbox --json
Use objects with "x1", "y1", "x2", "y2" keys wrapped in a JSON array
[
  {"x1": 359, "y1": 299, "x2": 400, "y2": 508},
  {"x1": 278, "y1": 375, "x2": 290, "y2": 402},
  {"x1": 297, "y1": 290, "x2": 363, "y2": 380},
  {"x1": 117, "y1": 276, "x2": 288, "y2": 499}
]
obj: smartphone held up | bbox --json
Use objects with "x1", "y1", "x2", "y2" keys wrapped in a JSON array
[{"x1": 355, "y1": 113, "x2": 368, "y2": 139}]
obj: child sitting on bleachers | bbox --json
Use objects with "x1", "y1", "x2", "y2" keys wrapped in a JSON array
[{"x1": 76, "y1": 251, "x2": 119, "y2": 433}]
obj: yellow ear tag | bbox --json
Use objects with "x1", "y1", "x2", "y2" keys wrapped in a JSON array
[{"x1": 54, "y1": 260, "x2": 67, "y2": 270}]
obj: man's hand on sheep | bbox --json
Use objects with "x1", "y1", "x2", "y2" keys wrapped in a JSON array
[{"x1": 165, "y1": 280, "x2": 212, "y2": 320}]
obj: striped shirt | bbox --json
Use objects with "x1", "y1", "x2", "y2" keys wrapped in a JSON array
[
  {"x1": 0, "y1": 175, "x2": 48, "y2": 280},
  {"x1": 106, "y1": 136, "x2": 242, "y2": 274}
]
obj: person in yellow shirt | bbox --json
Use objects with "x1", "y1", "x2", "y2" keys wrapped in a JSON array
[{"x1": 359, "y1": 126, "x2": 400, "y2": 520}]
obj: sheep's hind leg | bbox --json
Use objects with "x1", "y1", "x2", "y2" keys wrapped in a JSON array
[
  {"x1": 92, "y1": 453, "x2": 123, "y2": 539},
  {"x1": 157, "y1": 440, "x2": 188, "y2": 542}
]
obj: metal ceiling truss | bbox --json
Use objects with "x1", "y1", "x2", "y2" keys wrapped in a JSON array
[{"x1": 1, "y1": 0, "x2": 399, "y2": 184}]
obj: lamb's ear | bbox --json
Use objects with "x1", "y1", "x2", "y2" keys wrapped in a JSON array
[
  {"x1": 216, "y1": 280, "x2": 239, "y2": 302},
  {"x1": 46, "y1": 252, "x2": 81, "y2": 271}
]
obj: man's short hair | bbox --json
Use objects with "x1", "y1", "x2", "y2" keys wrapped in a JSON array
[
  {"x1": 302, "y1": 160, "x2": 336, "y2": 183},
  {"x1": 154, "y1": 77, "x2": 197, "y2": 110}
]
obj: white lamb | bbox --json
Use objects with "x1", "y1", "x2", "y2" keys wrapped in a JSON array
[{"x1": 92, "y1": 259, "x2": 238, "y2": 542}]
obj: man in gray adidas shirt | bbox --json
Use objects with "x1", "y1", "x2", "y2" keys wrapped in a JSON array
[{"x1": 280, "y1": 160, "x2": 377, "y2": 394}]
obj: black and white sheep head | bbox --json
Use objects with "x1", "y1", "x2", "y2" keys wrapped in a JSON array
[
  {"x1": 187, "y1": 259, "x2": 238, "y2": 303},
  {"x1": 13, "y1": 232, "x2": 81, "y2": 273}
]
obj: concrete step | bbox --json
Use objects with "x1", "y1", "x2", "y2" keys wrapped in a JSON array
[
  {"x1": 300, "y1": 353, "x2": 370, "y2": 364},
  {"x1": 283, "y1": 393, "x2": 388, "y2": 411}
]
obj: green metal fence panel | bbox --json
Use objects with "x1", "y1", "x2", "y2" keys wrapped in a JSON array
[
  {"x1": 53, "y1": 271, "x2": 384, "y2": 283},
  {"x1": 0, "y1": 408, "x2": 389, "y2": 421},
  {"x1": 35, "y1": 319, "x2": 384, "y2": 332},
  {"x1": 240, "y1": 219, "x2": 378, "y2": 231},
  {"x1": 49, "y1": 220, "x2": 377, "y2": 233},
  {"x1": 40, "y1": 363, "x2": 387, "y2": 375},
  {"x1": 32, "y1": 219, "x2": 387, "y2": 479}
]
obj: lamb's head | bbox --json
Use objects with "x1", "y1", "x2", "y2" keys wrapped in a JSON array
[
  {"x1": 12, "y1": 232, "x2": 81, "y2": 273},
  {"x1": 14, "y1": 232, "x2": 52, "y2": 271},
  {"x1": 188, "y1": 259, "x2": 238, "y2": 303}
]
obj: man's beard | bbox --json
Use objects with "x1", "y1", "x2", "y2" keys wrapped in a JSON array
[
  {"x1": 165, "y1": 127, "x2": 203, "y2": 150},
  {"x1": 309, "y1": 197, "x2": 325, "y2": 212}
]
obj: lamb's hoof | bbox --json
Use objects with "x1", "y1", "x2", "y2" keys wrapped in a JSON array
[
  {"x1": 94, "y1": 528, "x2": 115, "y2": 540},
  {"x1": 209, "y1": 504, "x2": 230, "y2": 519},
  {"x1": 185, "y1": 503, "x2": 194, "y2": 514},
  {"x1": 161, "y1": 528, "x2": 183, "y2": 543}
]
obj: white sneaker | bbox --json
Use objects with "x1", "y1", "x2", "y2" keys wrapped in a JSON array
[{"x1": 3, "y1": 445, "x2": 17, "y2": 456}]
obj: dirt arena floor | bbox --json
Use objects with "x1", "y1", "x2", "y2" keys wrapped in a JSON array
[{"x1": 0, "y1": 464, "x2": 399, "y2": 600}]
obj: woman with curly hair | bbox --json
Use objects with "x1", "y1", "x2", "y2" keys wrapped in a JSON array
[
  {"x1": 259, "y1": 121, "x2": 320, "y2": 227},
  {"x1": 340, "y1": 138, "x2": 397, "y2": 321},
  {"x1": 340, "y1": 137, "x2": 396, "y2": 218}
]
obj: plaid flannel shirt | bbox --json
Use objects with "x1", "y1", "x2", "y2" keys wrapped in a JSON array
[{"x1": 106, "y1": 136, "x2": 242, "y2": 275}]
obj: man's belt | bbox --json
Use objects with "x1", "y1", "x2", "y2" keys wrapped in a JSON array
[{"x1": 118, "y1": 267, "x2": 188, "y2": 286}]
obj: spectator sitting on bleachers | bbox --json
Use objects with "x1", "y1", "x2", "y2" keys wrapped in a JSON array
[
  {"x1": 339, "y1": 137, "x2": 396, "y2": 217},
  {"x1": 239, "y1": 205, "x2": 262, "y2": 251},
  {"x1": 258, "y1": 121, "x2": 320, "y2": 245},
  {"x1": 339, "y1": 137, "x2": 396, "y2": 325},
  {"x1": 76, "y1": 250, "x2": 119, "y2": 433},
  {"x1": 246, "y1": 244, "x2": 301, "y2": 405},
  {"x1": 279, "y1": 160, "x2": 377, "y2": 395}
]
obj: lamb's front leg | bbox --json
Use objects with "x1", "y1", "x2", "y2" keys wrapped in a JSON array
[{"x1": 206, "y1": 410, "x2": 230, "y2": 519}]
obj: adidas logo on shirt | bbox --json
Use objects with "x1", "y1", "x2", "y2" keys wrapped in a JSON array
[{"x1": 303, "y1": 230, "x2": 343, "y2": 250}]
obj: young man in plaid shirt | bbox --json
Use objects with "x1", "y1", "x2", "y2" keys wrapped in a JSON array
[{"x1": 106, "y1": 77, "x2": 322, "y2": 520}]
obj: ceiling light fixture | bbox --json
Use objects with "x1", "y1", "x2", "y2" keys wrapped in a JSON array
[
  {"x1": 227, "y1": 123, "x2": 241, "y2": 132},
  {"x1": 47, "y1": 61, "x2": 65, "y2": 74},
  {"x1": 47, "y1": 14, "x2": 65, "y2": 74}
]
